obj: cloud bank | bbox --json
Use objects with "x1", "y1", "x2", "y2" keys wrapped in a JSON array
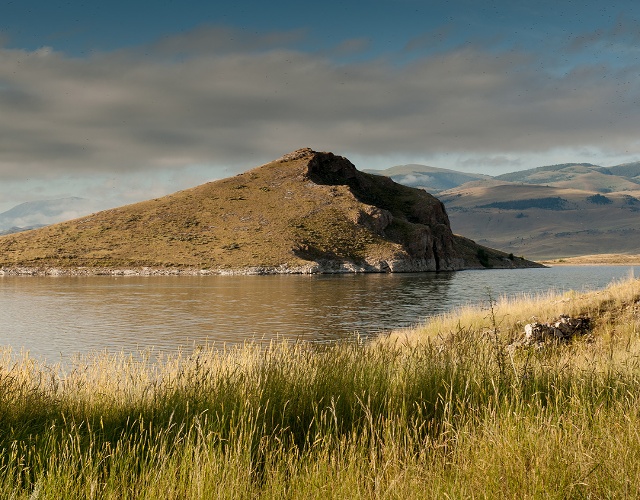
[{"x1": 1, "y1": 24, "x2": 640, "y2": 186}]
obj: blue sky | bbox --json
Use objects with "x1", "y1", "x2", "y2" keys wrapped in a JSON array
[{"x1": 2, "y1": 1, "x2": 640, "y2": 212}]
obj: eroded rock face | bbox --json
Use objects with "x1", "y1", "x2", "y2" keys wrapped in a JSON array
[{"x1": 295, "y1": 149, "x2": 464, "y2": 271}]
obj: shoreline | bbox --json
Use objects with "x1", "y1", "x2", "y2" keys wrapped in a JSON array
[
  {"x1": 0, "y1": 257, "x2": 539, "y2": 277},
  {"x1": 540, "y1": 253, "x2": 640, "y2": 266},
  {"x1": 4, "y1": 256, "x2": 639, "y2": 276}
]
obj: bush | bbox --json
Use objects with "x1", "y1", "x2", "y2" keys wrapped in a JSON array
[
  {"x1": 477, "y1": 248, "x2": 491, "y2": 267},
  {"x1": 586, "y1": 194, "x2": 612, "y2": 205}
]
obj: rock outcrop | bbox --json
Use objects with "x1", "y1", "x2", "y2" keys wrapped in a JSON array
[
  {"x1": 289, "y1": 147, "x2": 465, "y2": 271},
  {"x1": 510, "y1": 315, "x2": 592, "y2": 347}
]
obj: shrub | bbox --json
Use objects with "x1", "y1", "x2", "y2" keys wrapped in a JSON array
[
  {"x1": 477, "y1": 248, "x2": 491, "y2": 267},
  {"x1": 586, "y1": 194, "x2": 612, "y2": 205}
]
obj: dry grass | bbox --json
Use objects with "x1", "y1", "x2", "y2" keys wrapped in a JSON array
[
  {"x1": 385, "y1": 273, "x2": 640, "y2": 348},
  {"x1": 3, "y1": 277, "x2": 640, "y2": 497},
  {"x1": 541, "y1": 253, "x2": 640, "y2": 265}
]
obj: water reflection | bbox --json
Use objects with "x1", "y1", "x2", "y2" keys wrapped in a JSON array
[{"x1": 0, "y1": 266, "x2": 635, "y2": 362}]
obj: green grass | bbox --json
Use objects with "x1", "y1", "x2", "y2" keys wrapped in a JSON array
[{"x1": 3, "y1": 278, "x2": 640, "y2": 498}]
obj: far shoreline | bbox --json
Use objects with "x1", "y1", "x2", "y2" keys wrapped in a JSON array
[{"x1": 540, "y1": 254, "x2": 640, "y2": 266}]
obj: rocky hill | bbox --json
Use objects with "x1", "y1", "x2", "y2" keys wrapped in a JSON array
[{"x1": 0, "y1": 149, "x2": 538, "y2": 275}]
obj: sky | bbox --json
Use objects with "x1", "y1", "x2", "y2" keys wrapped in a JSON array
[{"x1": 2, "y1": 0, "x2": 640, "y2": 213}]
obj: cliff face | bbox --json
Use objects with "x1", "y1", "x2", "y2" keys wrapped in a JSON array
[
  {"x1": 0, "y1": 148, "x2": 541, "y2": 274},
  {"x1": 294, "y1": 148, "x2": 463, "y2": 271}
]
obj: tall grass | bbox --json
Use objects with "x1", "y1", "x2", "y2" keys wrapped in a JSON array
[{"x1": 2, "y1": 277, "x2": 640, "y2": 498}]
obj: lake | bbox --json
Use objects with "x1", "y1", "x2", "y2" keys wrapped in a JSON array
[{"x1": 0, "y1": 265, "x2": 636, "y2": 363}]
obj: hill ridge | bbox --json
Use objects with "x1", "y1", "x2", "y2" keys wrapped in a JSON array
[{"x1": 0, "y1": 148, "x2": 538, "y2": 275}]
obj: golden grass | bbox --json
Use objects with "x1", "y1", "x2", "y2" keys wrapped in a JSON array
[
  {"x1": 384, "y1": 272, "x2": 640, "y2": 351},
  {"x1": 541, "y1": 253, "x2": 640, "y2": 265},
  {"x1": 3, "y1": 277, "x2": 640, "y2": 497}
]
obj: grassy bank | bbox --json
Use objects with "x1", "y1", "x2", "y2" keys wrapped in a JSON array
[
  {"x1": 541, "y1": 253, "x2": 640, "y2": 265},
  {"x1": 3, "y1": 278, "x2": 640, "y2": 498}
]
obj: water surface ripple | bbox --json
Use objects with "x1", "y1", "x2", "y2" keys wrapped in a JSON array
[{"x1": 0, "y1": 266, "x2": 635, "y2": 362}]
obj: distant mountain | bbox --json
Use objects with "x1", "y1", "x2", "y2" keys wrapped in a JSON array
[
  {"x1": 0, "y1": 197, "x2": 96, "y2": 232},
  {"x1": 375, "y1": 161, "x2": 640, "y2": 195},
  {"x1": 365, "y1": 164, "x2": 490, "y2": 193},
  {"x1": 494, "y1": 163, "x2": 603, "y2": 182},
  {"x1": 494, "y1": 163, "x2": 640, "y2": 193},
  {"x1": 374, "y1": 161, "x2": 640, "y2": 259},
  {"x1": 440, "y1": 183, "x2": 640, "y2": 259},
  {"x1": 0, "y1": 149, "x2": 538, "y2": 273},
  {"x1": 607, "y1": 162, "x2": 640, "y2": 180}
]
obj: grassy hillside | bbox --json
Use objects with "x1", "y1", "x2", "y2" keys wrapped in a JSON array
[
  {"x1": 0, "y1": 152, "x2": 410, "y2": 270},
  {"x1": 493, "y1": 162, "x2": 640, "y2": 192},
  {"x1": 0, "y1": 149, "x2": 525, "y2": 273},
  {"x1": 2, "y1": 277, "x2": 640, "y2": 498},
  {"x1": 439, "y1": 183, "x2": 640, "y2": 259}
]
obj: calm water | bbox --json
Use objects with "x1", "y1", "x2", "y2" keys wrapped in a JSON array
[{"x1": 0, "y1": 266, "x2": 636, "y2": 362}]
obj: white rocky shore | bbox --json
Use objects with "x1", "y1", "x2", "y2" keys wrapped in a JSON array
[{"x1": 0, "y1": 257, "x2": 474, "y2": 276}]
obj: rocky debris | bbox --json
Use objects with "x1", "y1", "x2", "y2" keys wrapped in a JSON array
[
  {"x1": 276, "y1": 148, "x2": 316, "y2": 163},
  {"x1": 512, "y1": 314, "x2": 592, "y2": 347}
]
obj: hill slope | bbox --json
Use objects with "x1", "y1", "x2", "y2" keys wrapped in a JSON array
[
  {"x1": 493, "y1": 163, "x2": 640, "y2": 193},
  {"x1": 440, "y1": 183, "x2": 640, "y2": 259},
  {"x1": 369, "y1": 161, "x2": 640, "y2": 260},
  {"x1": 0, "y1": 149, "x2": 537, "y2": 275}
]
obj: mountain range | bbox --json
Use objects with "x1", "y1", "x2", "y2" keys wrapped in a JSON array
[
  {"x1": 0, "y1": 197, "x2": 97, "y2": 235},
  {"x1": 371, "y1": 162, "x2": 640, "y2": 259}
]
